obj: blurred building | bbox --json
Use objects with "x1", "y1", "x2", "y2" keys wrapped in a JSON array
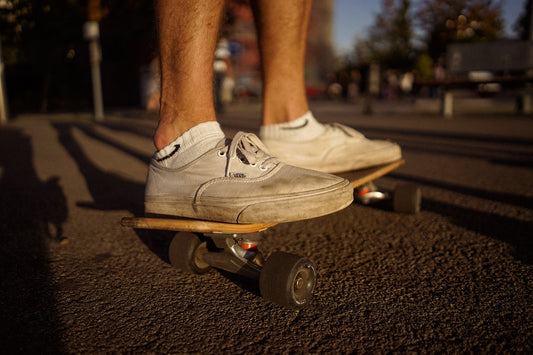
[
  {"x1": 226, "y1": 0, "x2": 335, "y2": 99},
  {"x1": 306, "y1": 0, "x2": 336, "y2": 95}
]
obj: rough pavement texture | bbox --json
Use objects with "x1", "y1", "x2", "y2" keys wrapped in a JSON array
[{"x1": 1, "y1": 103, "x2": 532, "y2": 353}]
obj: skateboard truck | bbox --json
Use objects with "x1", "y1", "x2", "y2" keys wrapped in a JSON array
[
  {"x1": 198, "y1": 232, "x2": 263, "y2": 280},
  {"x1": 355, "y1": 181, "x2": 421, "y2": 214},
  {"x1": 120, "y1": 216, "x2": 318, "y2": 309},
  {"x1": 355, "y1": 181, "x2": 388, "y2": 205},
  {"x1": 167, "y1": 231, "x2": 316, "y2": 308},
  {"x1": 339, "y1": 159, "x2": 421, "y2": 214}
]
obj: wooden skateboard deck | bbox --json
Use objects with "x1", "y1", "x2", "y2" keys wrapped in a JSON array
[
  {"x1": 121, "y1": 216, "x2": 276, "y2": 234},
  {"x1": 338, "y1": 159, "x2": 404, "y2": 189},
  {"x1": 121, "y1": 159, "x2": 405, "y2": 233}
]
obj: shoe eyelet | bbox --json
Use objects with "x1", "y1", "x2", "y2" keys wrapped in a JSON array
[
  {"x1": 250, "y1": 163, "x2": 257, "y2": 167},
  {"x1": 217, "y1": 150, "x2": 226, "y2": 157},
  {"x1": 259, "y1": 166, "x2": 268, "y2": 171}
]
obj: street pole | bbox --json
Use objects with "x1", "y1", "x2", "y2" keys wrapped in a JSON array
[
  {"x1": 84, "y1": 21, "x2": 104, "y2": 122},
  {"x1": 0, "y1": 22, "x2": 8, "y2": 124},
  {"x1": 85, "y1": 0, "x2": 104, "y2": 121},
  {"x1": 525, "y1": 0, "x2": 533, "y2": 114},
  {"x1": 364, "y1": 62, "x2": 380, "y2": 115}
]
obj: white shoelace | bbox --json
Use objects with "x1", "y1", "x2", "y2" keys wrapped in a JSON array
[{"x1": 219, "y1": 132, "x2": 279, "y2": 176}]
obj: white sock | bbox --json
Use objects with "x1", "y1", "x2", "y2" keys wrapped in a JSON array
[
  {"x1": 259, "y1": 111, "x2": 325, "y2": 142},
  {"x1": 153, "y1": 121, "x2": 225, "y2": 168}
]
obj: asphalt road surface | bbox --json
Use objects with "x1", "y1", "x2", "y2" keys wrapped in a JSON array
[{"x1": 1, "y1": 102, "x2": 532, "y2": 353}]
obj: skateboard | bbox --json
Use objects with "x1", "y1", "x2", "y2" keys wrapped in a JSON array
[{"x1": 121, "y1": 159, "x2": 420, "y2": 309}]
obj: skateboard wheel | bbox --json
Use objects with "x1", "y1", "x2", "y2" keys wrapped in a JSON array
[
  {"x1": 393, "y1": 183, "x2": 421, "y2": 214},
  {"x1": 259, "y1": 252, "x2": 316, "y2": 309},
  {"x1": 168, "y1": 232, "x2": 211, "y2": 274}
]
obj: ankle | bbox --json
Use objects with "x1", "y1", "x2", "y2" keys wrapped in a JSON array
[
  {"x1": 260, "y1": 111, "x2": 325, "y2": 141},
  {"x1": 261, "y1": 85, "x2": 308, "y2": 125},
  {"x1": 154, "y1": 125, "x2": 180, "y2": 151},
  {"x1": 153, "y1": 121, "x2": 225, "y2": 168},
  {"x1": 154, "y1": 109, "x2": 217, "y2": 150}
]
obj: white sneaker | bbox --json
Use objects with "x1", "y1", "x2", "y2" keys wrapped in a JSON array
[
  {"x1": 261, "y1": 123, "x2": 402, "y2": 173},
  {"x1": 145, "y1": 132, "x2": 353, "y2": 223}
]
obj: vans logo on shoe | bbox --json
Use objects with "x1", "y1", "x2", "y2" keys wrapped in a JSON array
[
  {"x1": 231, "y1": 173, "x2": 247, "y2": 178},
  {"x1": 281, "y1": 119, "x2": 308, "y2": 130},
  {"x1": 156, "y1": 144, "x2": 180, "y2": 162}
]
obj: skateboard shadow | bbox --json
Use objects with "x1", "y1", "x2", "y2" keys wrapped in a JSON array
[
  {"x1": 390, "y1": 172, "x2": 533, "y2": 210},
  {"x1": 423, "y1": 198, "x2": 533, "y2": 265},
  {"x1": 385, "y1": 173, "x2": 533, "y2": 265},
  {"x1": 0, "y1": 127, "x2": 65, "y2": 353},
  {"x1": 218, "y1": 270, "x2": 262, "y2": 298},
  {"x1": 361, "y1": 126, "x2": 533, "y2": 169}
]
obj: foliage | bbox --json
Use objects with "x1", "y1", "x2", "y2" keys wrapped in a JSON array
[
  {"x1": 416, "y1": 0, "x2": 504, "y2": 61},
  {"x1": 356, "y1": 0, "x2": 416, "y2": 70},
  {"x1": 513, "y1": 0, "x2": 532, "y2": 40},
  {"x1": 0, "y1": 1, "x2": 88, "y2": 111},
  {"x1": 352, "y1": 0, "x2": 505, "y2": 74},
  {"x1": 0, "y1": 0, "x2": 86, "y2": 65},
  {"x1": 0, "y1": 0, "x2": 156, "y2": 111}
]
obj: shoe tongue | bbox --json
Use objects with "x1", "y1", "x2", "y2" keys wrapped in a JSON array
[
  {"x1": 215, "y1": 137, "x2": 231, "y2": 149},
  {"x1": 233, "y1": 133, "x2": 264, "y2": 165},
  {"x1": 223, "y1": 132, "x2": 279, "y2": 174}
]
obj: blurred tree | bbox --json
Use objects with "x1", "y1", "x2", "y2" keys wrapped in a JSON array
[
  {"x1": 513, "y1": 0, "x2": 532, "y2": 40},
  {"x1": 416, "y1": 0, "x2": 504, "y2": 61},
  {"x1": 0, "y1": 0, "x2": 87, "y2": 111},
  {"x1": 0, "y1": 0, "x2": 156, "y2": 112},
  {"x1": 1, "y1": 1, "x2": 84, "y2": 65},
  {"x1": 355, "y1": 0, "x2": 416, "y2": 70}
]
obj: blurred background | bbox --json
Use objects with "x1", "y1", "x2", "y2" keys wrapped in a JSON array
[{"x1": 0, "y1": 0, "x2": 530, "y2": 116}]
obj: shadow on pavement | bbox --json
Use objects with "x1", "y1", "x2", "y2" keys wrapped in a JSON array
[
  {"x1": 53, "y1": 122, "x2": 145, "y2": 213},
  {"x1": 391, "y1": 173, "x2": 533, "y2": 211},
  {"x1": 361, "y1": 126, "x2": 533, "y2": 146},
  {"x1": 52, "y1": 121, "x2": 267, "y2": 294},
  {"x1": 388, "y1": 174, "x2": 533, "y2": 264},
  {"x1": 355, "y1": 125, "x2": 533, "y2": 264},
  {"x1": 427, "y1": 198, "x2": 532, "y2": 264},
  {"x1": 0, "y1": 128, "x2": 66, "y2": 353},
  {"x1": 52, "y1": 123, "x2": 174, "y2": 263},
  {"x1": 362, "y1": 126, "x2": 533, "y2": 168},
  {"x1": 74, "y1": 122, "x2": 152, "y2": 164}
]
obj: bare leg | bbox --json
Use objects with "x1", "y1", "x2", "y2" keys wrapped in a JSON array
[
  {"x1": 145, "y1": 0, "x2": 355, "y2": 226},
  {"x1": 251, "y1": 0, "x2": 312, "y2": 125},
  {"x1": 154, "y1": 0, "x2": 225, "y2": 150}
]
